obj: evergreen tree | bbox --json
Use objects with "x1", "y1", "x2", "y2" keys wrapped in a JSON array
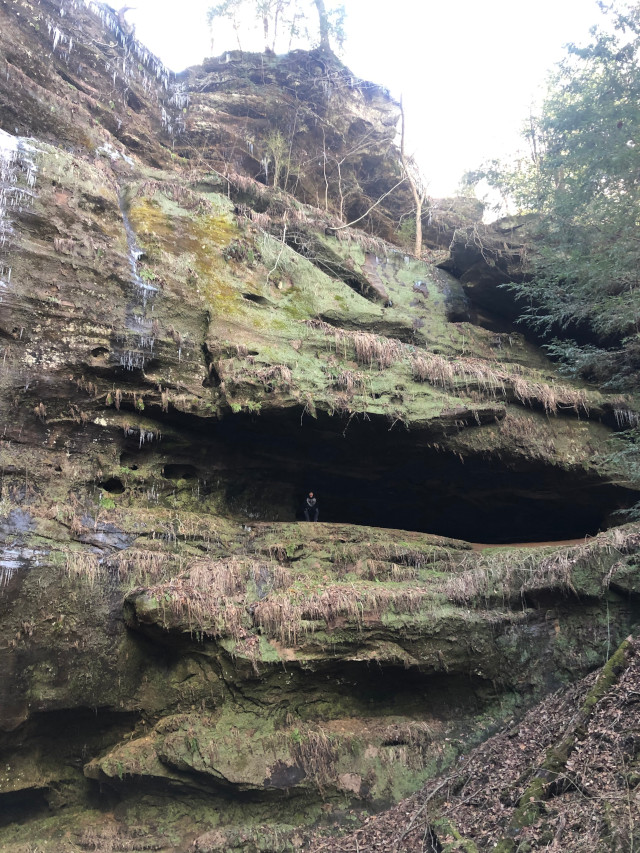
[{"x1": 466, "y1": 1, "x2": 640, "y2": 389}]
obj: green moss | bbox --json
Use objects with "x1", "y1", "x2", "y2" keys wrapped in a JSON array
[{"x1": 433, "y1": 818, "x2": 480, "y2": 852}]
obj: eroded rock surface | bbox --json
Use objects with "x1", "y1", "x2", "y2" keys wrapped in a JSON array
[{"x1": 0, "y1": 1, "x2": 639, "y2": 850}]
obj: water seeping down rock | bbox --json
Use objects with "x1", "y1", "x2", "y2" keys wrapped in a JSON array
[{"x1": 0, "y1": 1, "x2": 639, "y2": 850}]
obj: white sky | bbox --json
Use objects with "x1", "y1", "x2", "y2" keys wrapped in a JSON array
[{"x1": 125, "y1": 0, "x2": 603, "y2": 196}]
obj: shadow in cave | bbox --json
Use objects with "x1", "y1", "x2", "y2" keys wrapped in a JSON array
[
  {"x1": 0, "y1": 789, "x2": 49, "y2": 827},
  {"x1": 139, "y1": 407, "x2": 640, "y2": 545}
]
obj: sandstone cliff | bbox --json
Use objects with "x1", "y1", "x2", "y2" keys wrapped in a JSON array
[{"x1": 0, "y1": 2, "x2": 639, "y2": 851}]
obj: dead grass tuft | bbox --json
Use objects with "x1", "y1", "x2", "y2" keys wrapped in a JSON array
[
  {"x1": 78, "y1": 822, "x2": 164, "y2": 851},
  {"x1": 335, "y1": 542, "x2": 450, "y2": 570},
  {"x1": 333, "y1": 369, "x2": 366, "y2": 394},
  {"x1": 347, "y1": 559, "x2": 419, "y2": 582},
  {"x1": 147, "y1": 558, "x2": 292, "y2": 640},
  {"x1": 253, "y1": 583, "x2": 426, "y2": 646},
  {"x1": 266, "y1": 543, "x2": 290, "y2": 562},
  {"x1": 66, "y1": 550, "x2": 101, "y2": 586},
  {"x1": 256, "y1": 364, "x2": 293, "y2": 390},
  {"x1": 53, "y1": 236, "x2": 76, "y2": 255},
  {"x1": 351, "y1": 332, "x2": 403, "y2": 369},
  {"x1": 444, "y1": 526, "x2": 640, "y2": 607},
  {"x1": 105, "y1": 548, "x2": 174, "y2": 584},
  {"x1": 290, "y1": 727, "x2": 338, "y2": 793},
  {"x1": 305, "y1": 320, "x2": 589, "y2": 415},
  {"x1": 334, "y1": 227, "x2": 389, "y2": 258},
  {"x1": 444, "y1": 548, "x2": 578, "y2": 606}
]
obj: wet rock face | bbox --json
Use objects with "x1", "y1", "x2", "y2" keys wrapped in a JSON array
[{"x1": 0, "y1": 1, "x2": 639, "y2": 850}]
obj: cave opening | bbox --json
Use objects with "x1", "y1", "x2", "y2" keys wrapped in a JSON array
[
  {"x1": 144, "y1": 408, "x2": 639, "y2": 545},
  {"x1": 162, "y1": 464, "x2": 198, "y2": 481},
  {"x1": 0, "y1": 788, "x2": 49, "y2": 827},
  {"x1": 99, "y1": 476, "x2": 125, "y2": 494}
]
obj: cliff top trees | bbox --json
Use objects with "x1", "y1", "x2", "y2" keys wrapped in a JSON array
[
  {"x1": 466, "y1": 0, "x2": 640, "y2": 389},
  {"x1": 207, "y1": 0, "x2": 345, "y2": 54}
]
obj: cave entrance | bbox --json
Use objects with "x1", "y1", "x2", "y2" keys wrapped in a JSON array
[{"x1": 162, "y1": 409, "x2": 639, "y2": 545}]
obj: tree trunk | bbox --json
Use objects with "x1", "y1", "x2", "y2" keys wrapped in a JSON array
[
  {"x1": 313, "y1": 0, "x2": 331, "y2": 51},
  {"x1": 400, "y1": 98, "x2": 424, "y2": 258}
]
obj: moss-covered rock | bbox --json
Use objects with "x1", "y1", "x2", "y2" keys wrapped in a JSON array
[{"x1": 1, "y1": 2, "x2": 640, "y2": 850}]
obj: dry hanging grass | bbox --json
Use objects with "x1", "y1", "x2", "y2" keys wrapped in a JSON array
[
  {"x1": 411, "y1": 353, "x2": 457, "y2": 389},
  {"x1": 66, "y1": 550, "x2": 101, "y2": 586},
  {"x1": 146, "y1": 558, "x2": 292, "y2": 640},
  {"x1": 444, "y1": 547, "x2": 580, "y2": 606},
  {"x1": 105, "y1": 548, "x2": 173, "y2": 584},
  {"x1": 349, "y1": 559, "x2": 419, "y2": 582},
  {"x1": 333, "y1": 369, "x2": 366, "y2": 394},
  {"x1": 290, "y1": 728, "x2": 338, "y2": 794},
  {"x1": 227, "y1": 170, "x2": 269, "y2": 199},
  {"x1": 334, "y1": 541, "x2": 451, "y2": 571},
  {"x1": 411, "y1": 352, "x2": 588, "y2": 415},
  {"x1": 441, "y1": 525, "x2": 640, "y2": 607},
  {"x1": 305, "y1": 319, "x2": 588, "y2": 414},
  {"x1": 252, "y1": 584, "x2": 427, "y2": 646},
  {"x1": 334, "y1": 226, "x2": 389, "y2": 258},
  {"x1": 256, "y1": 364, "x2": 293, "y2": 390},
  {"x1": 352, "y1": 332, "x2": 404, "y2": 369}
]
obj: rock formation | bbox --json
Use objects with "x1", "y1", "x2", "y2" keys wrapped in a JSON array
[{"x1": 0, "y1": 1, "x2": 639, "y2": 850}]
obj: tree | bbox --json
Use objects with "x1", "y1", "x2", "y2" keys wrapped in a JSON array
[
  {"x1": 207, "y1": 0, "x2": 246, "y2": 50},
  {"x1": 400, "y1": 99, "x2": 429, "y2": 257},
  {"x1": 313, "y1": 0, "x2": 331, "y2": 51},
  {"x1": 466, "y1": 0, "x2": 640, "y2": 388},
  {"x1": 208, "y1": 0, "x2": 345, "y2": 55}
]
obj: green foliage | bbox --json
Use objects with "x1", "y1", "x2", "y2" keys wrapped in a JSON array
[
  {"x1": 396, "y1": 215, "x2": 416, "y2": 248},
  {"x1": 603, "y1": 426, "x2": 640, "y2": 518},
  {"x1": 139, "y1": 267, "x2": 157, "y2": 283},
  {"x1": 264, "y1": 128, "x2": 288, "y2": 188},
  {"x1": 466, "y1": 1, "x2": 640, "y2": 389},
  {"x1": 222, "y1": 239, "x2": 250, "y2": 262}
]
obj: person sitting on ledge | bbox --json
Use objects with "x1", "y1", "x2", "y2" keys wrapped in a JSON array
[{"x1": 304, "y1": 492, "x2": 319, "y2": 522}]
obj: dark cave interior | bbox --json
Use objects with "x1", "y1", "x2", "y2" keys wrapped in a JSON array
[{"x1": 122, "y1": 408, "x2": 638, "y2": 545}]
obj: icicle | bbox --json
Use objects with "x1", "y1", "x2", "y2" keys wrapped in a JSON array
[
  {"x1": 614, "y1": 409, "x2": 640, "y2": 428},
  {"x1": 0, "y1": 130, "x2": 38, "y2": 287}
]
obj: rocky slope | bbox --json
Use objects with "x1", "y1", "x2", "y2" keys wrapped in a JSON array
[
  {"x1": 0, "y1": 1, "x2": 639, "y2": 851},
  {"x1": 306, "y1": 633, "x2": 640, "y2": 852}
]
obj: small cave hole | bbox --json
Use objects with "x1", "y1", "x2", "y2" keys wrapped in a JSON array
[
  {"x1": 242, "y1": 292, "x2": 272, "y2": 306},
  {"x1": 0, "y1": 788, "x2": 50, "y2": 827},
  {"x1": 90, "y1": 347, "x2": 110, "y2": 358},
  {"x1": 126, "y1": 90, "x2": 144, "y2": 112},
  {"x1": 99, "y1": 477, "x2": 125, "y2": 494},
  {"x1": 162, "y1": 464, "x2": 198, "y2": 481},
  {"x1": 203, "y1": 352, "x2": 222, "y2": 388}
]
